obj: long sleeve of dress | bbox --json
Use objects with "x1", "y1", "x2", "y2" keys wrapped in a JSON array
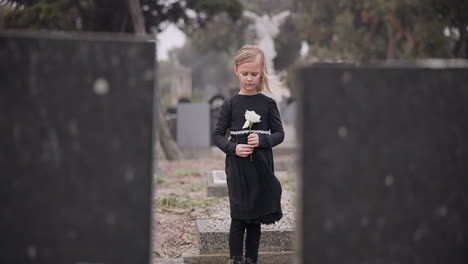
[
  {"x1": 213, "y1": 97, "x2": 238, "y2": 156},
  {"x1": 259, "y1": 99, "x2": 285, "y2": 148}
]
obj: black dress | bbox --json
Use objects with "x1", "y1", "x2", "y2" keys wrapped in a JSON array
[{"x1": 213, "y1": 93, "x2": 284, "y2": 224}]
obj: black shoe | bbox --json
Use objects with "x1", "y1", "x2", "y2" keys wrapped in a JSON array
[
  {"x1": 245, "y1": 257, "x2": 257, "y2": 264},
  {"x1": 228, "y1": 256, "x2": 245, "y2": 264}
]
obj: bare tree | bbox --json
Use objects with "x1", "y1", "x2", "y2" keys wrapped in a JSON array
[{"x1": 127, "y1": 0, "x2": 182, "y2": 160}]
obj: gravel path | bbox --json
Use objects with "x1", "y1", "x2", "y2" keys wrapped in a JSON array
[
  {"x1": 153, "y1": 148, "x2": 296, "y2": 259},
  {"x1": 202, "y1": 190, "x2": 296, "y2": 231}
]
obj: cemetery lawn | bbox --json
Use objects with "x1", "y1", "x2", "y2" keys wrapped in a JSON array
[
  {"x1": 152, "y1": 148, "x2": 295, "y2": 258},
  {"x1": 152, "y1": 153, "x2": 224, "y2": 258}
]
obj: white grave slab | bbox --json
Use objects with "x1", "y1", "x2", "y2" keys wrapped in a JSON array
[{"x1": 212, "y1": 170, "x2": 227, "y2": 184}]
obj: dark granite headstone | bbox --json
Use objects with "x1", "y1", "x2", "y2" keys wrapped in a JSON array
[
  {"x1": 209, "y1": 95, "x2": 225, "y2": 146},
  {"x1": 0, "y1": 31, "x2": 155, "y2": 264},
  {"x1": 297, "y1": 61, "x2": 468, "y2": 264}
]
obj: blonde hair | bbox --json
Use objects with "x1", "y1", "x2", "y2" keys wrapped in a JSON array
[{"x1": 233, "y1": 44, "x2": 272, "y2": 94}]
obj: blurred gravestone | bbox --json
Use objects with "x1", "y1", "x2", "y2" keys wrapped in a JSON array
[
  {"x1": 0, "y1": 31, "x2": 155, "y2": 264},
  {"x1": 281, "y1": 99, "x2": 297, "y2": 147},
  {"x1": 177, "y1": 103, "x2": 210, "y2": 147},
  {"x1": 209, "y1": 95, "x2": 225, "y2": 146},
  {"x1": 297, "y1": 61, "x2": 468, "y2": 264}
]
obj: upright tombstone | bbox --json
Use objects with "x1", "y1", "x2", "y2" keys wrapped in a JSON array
[
  {"x1": 0, "y1": 31, "x2": 155, "y2": 264},
  {"x1": 281, "y1": 99, "x2": 297, "y2": 147},
  {"x1": 209, "y1": 94, "x2": 225, "y2": 146},
  {"x1": 177, "y1": 103, "x2": 210, "y2": 147},
  {"x1": 297, "y1": 61, "x2": 468, "y2": 264}
]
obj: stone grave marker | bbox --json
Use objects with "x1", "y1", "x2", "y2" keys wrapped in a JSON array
[
  {"x1": 176, "y1": 103, "x2": 210, "y2": 147},
  {"x1": 297, "y1": 61, "x2": 468, "y2": 264},
  {"x1": 207, "y1": 170, "x2": 288, "y2": 197},
  {"x1": 0, "y1": 31, "x2": 155, "y2": 264}
]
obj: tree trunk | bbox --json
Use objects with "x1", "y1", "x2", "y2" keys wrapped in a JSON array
[
  {"x1": 455, "y1": 25, "x2": 467, "y2": 58},
  {"x1": 386, "y1": 32, "x2": 402, "y2": 61},
  {"x1": 157, "y1": 108, "x2": 182, "y2": 160},
  {"x1": 127, "y1": 0, "x2": 182, "y2": 160}
]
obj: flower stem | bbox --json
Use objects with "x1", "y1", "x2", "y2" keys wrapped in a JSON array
[{"x1": 249, "y1": 122, "x2": 253, "y2": 161}]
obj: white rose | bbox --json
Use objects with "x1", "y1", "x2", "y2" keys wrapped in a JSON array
[{"x1": 242, "y1": 110, "x2": 261, "y2": 129}]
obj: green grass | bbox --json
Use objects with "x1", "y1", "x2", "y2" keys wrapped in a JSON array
[
  {"x1": 182, "y1": 183, "x2": 204, "y2": 193},
  {"x1": 155, "y1": 169, "x2": 201, "y2": 188},
  {"x1": 170, "y1": 169, "x2": 201, "y2": 178},
  {"x1": 155, "y1": 177, "x2": 165, "y2": 185},
  {"x1": 155, "y1": 193, "x2": 225, "y2": 209}
]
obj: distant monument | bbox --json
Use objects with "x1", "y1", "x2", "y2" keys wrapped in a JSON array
[
  {"x1": 244, "y1": 10, "x2": 291, "y2": 104},
  {"x1": 244, "y1": 10, "x2": 296, "y2": 147},
  {"x1": 171, "y1": 64, "x2": 192, "y2": 106}
]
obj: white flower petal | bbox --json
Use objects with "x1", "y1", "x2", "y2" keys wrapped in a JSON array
[
  {"x1": 244, "y1": 110, "x2": 261, "y2": 123},
  {"x1": 242, "y1": 120, "x2": 250, "y2": 129}
]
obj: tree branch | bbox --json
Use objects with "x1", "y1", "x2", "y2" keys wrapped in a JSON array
[{"x1": 127, "y1": 0, "x2": 145, "y2": 34}]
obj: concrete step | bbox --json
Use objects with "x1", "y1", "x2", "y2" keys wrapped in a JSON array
[
  {"x1": 183, "y1": 250, "x2": 296, "y2": 264},
  {"x1": 207, "y1": 170, "x2": 289, "y2": 197},
  {"x1": 153, "y1": 258, "x2": 185, "y2": 264},
  {"x1": 196, "y1": 219, "x2": 295, "y2": 254}
]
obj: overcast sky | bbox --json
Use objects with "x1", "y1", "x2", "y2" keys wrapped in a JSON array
[
  {"x1": 156, "y1": 24, "x2": 186, "y2": 61},
  {"x1": 155, "y1": 21, "x2": 310, "y2": 61}
]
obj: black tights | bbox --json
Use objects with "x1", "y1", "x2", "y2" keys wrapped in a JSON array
[{"x1": 229, "y1": 218, "x2": 261, "y2": 261}]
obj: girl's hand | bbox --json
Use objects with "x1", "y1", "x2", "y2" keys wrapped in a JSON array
[
  {"x1": 236, "y1": 144, "x2": 254, "y2": 157},
  {"x1": 247, "y1": 133, "x2": 259, "y2": 147}
]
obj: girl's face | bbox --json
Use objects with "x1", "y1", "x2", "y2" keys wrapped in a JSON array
[{"x1": 235, "y1": 60, "x2": 262, "y2": 95}]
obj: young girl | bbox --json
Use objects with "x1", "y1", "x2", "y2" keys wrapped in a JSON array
[{"x1": 213, "y1": 45, "x2": 284, "y2": 264}]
